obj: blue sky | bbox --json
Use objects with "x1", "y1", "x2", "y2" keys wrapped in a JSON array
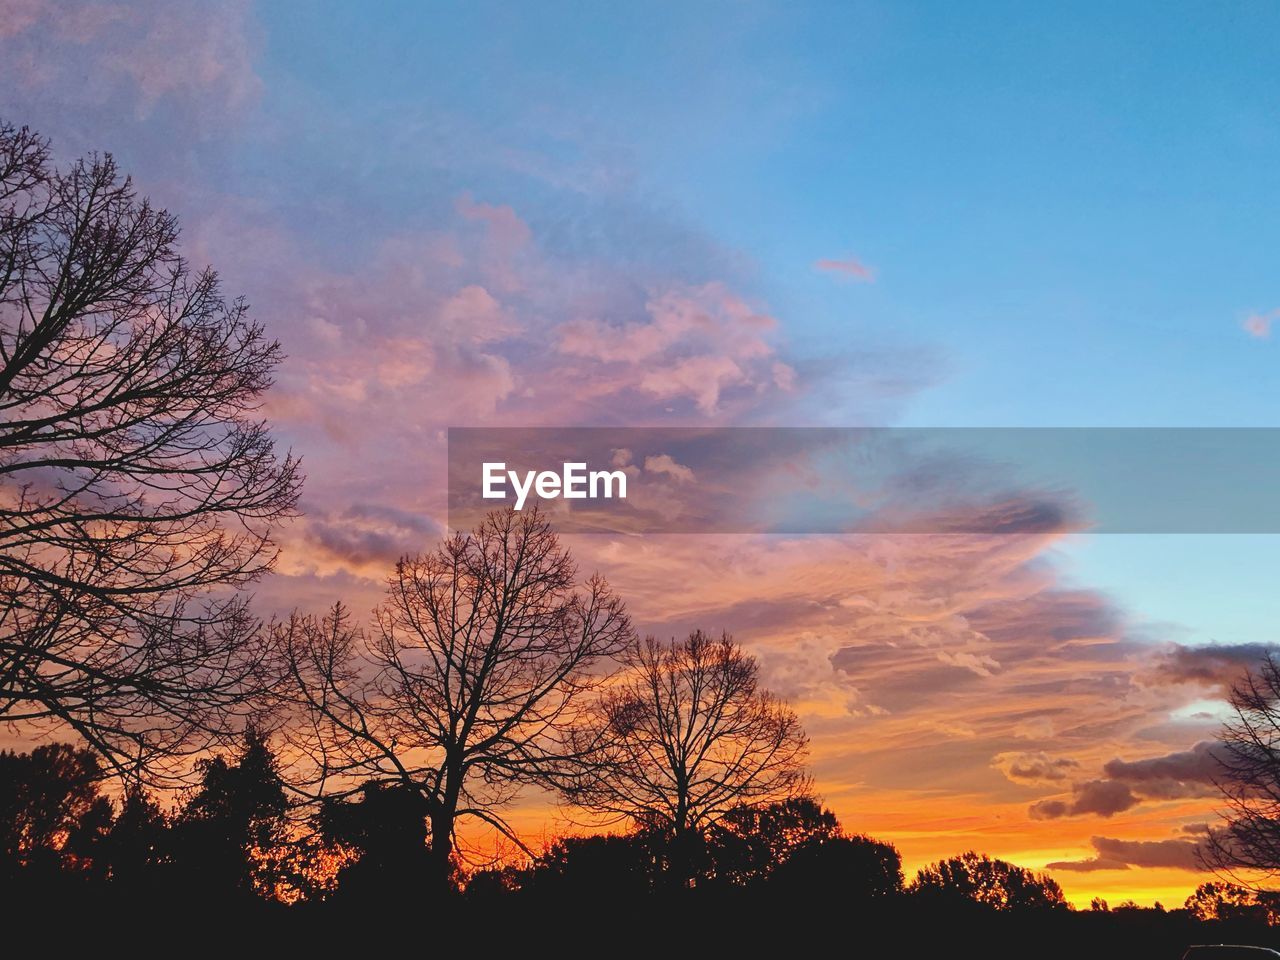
[
  {"x1": 241, "y1": 0, "x2": 1280, "y2": 424},
  {"x1": 241, "y1": 0, "x2": 1280, "y2": 646}
]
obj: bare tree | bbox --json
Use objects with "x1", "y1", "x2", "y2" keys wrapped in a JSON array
[
  {"x1": 0, "y1": 121, "x2": 301, "y2": 777},
  {"x1": 278, "y1": 508, "x2": 632, "y2": 890},
  {"x1": 561, "y1": 629, "x2": 809, "y2": 881},
  {"x1": 1204, "y1": 653, "x2": 1280, "y2": 883}
]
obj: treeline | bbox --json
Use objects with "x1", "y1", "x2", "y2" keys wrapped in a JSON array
[
  {"x1": 4, "y1": 735, "x2": 1280, "y2": 960},
  {"x1": 3, "y1": 732, "x2": 899, "y2": 903},
  {"x1": 1, "y1": 731, "x2": 1275, "y2": 921}
]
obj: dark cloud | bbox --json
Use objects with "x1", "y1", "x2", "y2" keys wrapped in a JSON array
[
  {"x1": 1147, "y1": 642, "x2": 1280, "y2": 693},
  {"x1": 923, "y1": 496, "x2": 1081, "y2": 536},
  {"x1": 994, "y1": 751, "x2": 1080, "y2": 784},
  {"x1": 302, "y1": 502, "x2": 442, "y2": 569},
  {"x1": 1032, "y1": 739, "x2": 1232, "y2": 822},
  {"x1": 1048, "y1": 836, "x2": 1209, "y2": 873},
  {"x1": 1102, "y1": 740, "x2": 1228, "y2": 801},
  {"x1": 1029, "y1": 779, "x2": 1140, "y2": 820}
]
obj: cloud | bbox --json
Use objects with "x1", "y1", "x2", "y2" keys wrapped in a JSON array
[
  {"x1": 815, "y1": 256, "x2": 876, "y2": 282},
  {"x1": 585, "y1": 525, "x2": 1150, "y2": 759},
  {"x1": 1243, "y1": 310, "x2": 1277, "y2": 339},
  {"x1": 283, "y1": 503, "x2": 443, "y2": 578},
  {"x1": 556, "y1": 283, "x2": 784, "y2": 414},
  {"x1": 1102, "y1": 740, "x2": 1227, "y2": 799},
  {"x1": 1048, "y1": 835, "x2": 1209, "y2": 873},
  {"x1": 643, "y1": 454, "x2": 696, "y2": 484},
  {"x1": 1013, "y1": 717, "x2": 1056, "y2": 740},
  {"x1": 994, "y1": 751, "x2": 1080, "y2": 784},
  {"x1": 456, "y1": 193, "x2": 533, "y2": 250},
  {"x1": 1029, "y1": 739, "x2": 1227, "y2": 822},
  {"x1": 0, "y1": 0, "x2": 261, "y2": 138},
  {"x1": 1030, "y1": 779, "x2": 1141, "y2": 819},
  {"x1": 638, "y1": 354, "x2": 747, "y2": 414},
  {"x1": 1146, "y1": 642, "x2": 1278, "y2": 693},
  {"x1": 454, "y1": 193, "x2": 533, "y2": 292}
]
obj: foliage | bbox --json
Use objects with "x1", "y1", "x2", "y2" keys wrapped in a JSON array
[
  {"x1": 710, "y1": 796, "x2": 841, "y2": 884},
  {"x1": 171, "y1": 728, "x2": 295, "y2": 898},
  {"x1": 912, "y1": 851, "x2": 1067, "y2": 911},
  {"x1": 0, "y1": 742, "x2": 112, "y2": 877},
  {"x1": 1185, "y1": 881, "x2": 1280, "y2": 924}
]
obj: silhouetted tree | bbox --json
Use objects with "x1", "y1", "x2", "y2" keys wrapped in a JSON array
[
  {"x1": 772, "y1": 833, "x2": 904, "y2": 900},
  {"x1": 1206, "y1": 653, "x2": 1280, "y2": 882},
  {"x1": 319, "y1": 781, "x2": 435, "y2": 904},
  {"x1": 711, "y1": 796, "x2": 840, "y2": 884},
  {"x1": 912, "y1": 851, "x2": 1066, "y2": 911},
  {"x1": 464, "y1": 862, "x2": 526, "y2": 900},
  {"x1": 561, "y1": 629, "x2": 808, "y2": 884},
  {"x1": 1185, "y1": 881, "x2": 1280, "y2": 924},
  {"x1": 0, "y1": 742, "x2": 112, "y2": 879},
  {"x1": 0, "y1": 120, "x2": 301, "y2": 776},
  {"x1": 525, "y1": 834, "x2": 656, "y2": 898},
  {"x1": 171, "y1": 728, "x2": 290, "y2": 898},
  {"x1": 279, "y1": 508, "x2": 632, "y2": 892},
  {"x1": 102, "y1": 786, "x2": 169, "y2": 888}
]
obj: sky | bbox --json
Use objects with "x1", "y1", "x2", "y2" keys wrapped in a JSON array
[{"x1": 3, "y1": 0, "x2": 1280, "y2": 906}]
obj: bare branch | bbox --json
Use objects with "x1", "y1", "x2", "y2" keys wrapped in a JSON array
[{"x1": 0, "y1": 119, "x2": 302, "y2": 780}]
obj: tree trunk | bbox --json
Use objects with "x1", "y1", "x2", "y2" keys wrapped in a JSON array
[
  {"x1": 428, "y1": 809, "x2": 454, "y2": 893},
  {"x1": 428, "y1": 764, "x2": 463, "y2": 893}
]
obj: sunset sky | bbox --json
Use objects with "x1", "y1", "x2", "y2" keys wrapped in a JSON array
[{"x1": 5, "y1": 0, "x2": 1280, "y2": 906}]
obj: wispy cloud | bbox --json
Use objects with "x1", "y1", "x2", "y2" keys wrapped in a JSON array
[
  {"x1": 815, "y1": 256, "x2": 876, "y2": 282},
  {"x1": 643, "y1": 454, "x2": 696, "y2": 484}
]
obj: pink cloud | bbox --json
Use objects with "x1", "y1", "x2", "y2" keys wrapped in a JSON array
[
  {"x1": 643, "y1": 453, "x2": 696, "y2": 484},
  {"x1": 555, "y1": 283, "x2": 784, "y2": 414},
  {"x1": 639, "y1": 354, "x2": 747, "y2": 413},
  {"x1": 815, "y1": 256, "x2": 876, "y2": 282},
  {"x1": 1243, "y1": 309, "x2": 1276, "y2": 339},
  {"x1": 456, "y1": 192, "x2": 533, "y2": 251}
]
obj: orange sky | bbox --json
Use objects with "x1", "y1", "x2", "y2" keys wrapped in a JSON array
[{"x1": 351, "y1": 527, "x2": 1238, "y2": 909}]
